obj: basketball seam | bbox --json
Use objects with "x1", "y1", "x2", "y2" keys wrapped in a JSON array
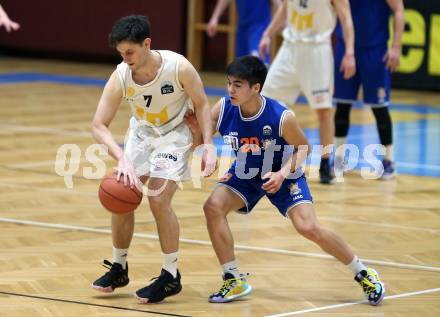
[
  {"x1": 104, "y1": 175, "x2": 143, "y2": 199},
  {"x1": 99, "y1": 186, "x2": 141, "y2": 205}
]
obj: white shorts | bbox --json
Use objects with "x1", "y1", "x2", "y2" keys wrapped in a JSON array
[
  {"x1": 124, "y1": 117, "x2": 193, "y2": 182},
  {"x1": 262, "y1": 41, "x2": 334, "y2": 109}
]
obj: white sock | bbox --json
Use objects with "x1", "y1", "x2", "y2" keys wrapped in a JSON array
[
  {"x1": 113, "y1": 247, "x2": 128, "y2": 269},
  {"x1": 222, "y1": 260, "x2": 239, "y2": 279},
  {"x1": 162, "y1": 252, "x2": 178, "y2": 278},
  {"x1": 334, "y1": 137, "x2": 347, "y2": 160},
  {"x1": 347, "y1": 256, "x2": 368, "y2": 276},
  {"x1": 384, "y1": 144, "x2": 393, "y2": 161}
]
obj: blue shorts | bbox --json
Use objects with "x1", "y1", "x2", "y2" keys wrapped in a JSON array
[
  {"x1": 218, "y1": 165, "x2": 313, "y2": 217},
  {"x1": 236, "y1": 23, "x2": 270, "y2": 63},
  {"x1": 334, "y1": 40, "x2": 390, "y2": 107}
]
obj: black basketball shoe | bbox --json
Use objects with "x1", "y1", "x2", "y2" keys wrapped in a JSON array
[
  {"x1": 135, "y1": 269, "x2": 182, "y2": 303},
  {"x1": 91, "y1": 260, "x2": 129, "y2": 293},
  {"x1": 319, "y1": 158, "x2": 335, "y2": 184}
]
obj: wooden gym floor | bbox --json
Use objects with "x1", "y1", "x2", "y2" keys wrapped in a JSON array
[{"x1": 0, "y1": 57, "x2": 439, "y2": 317}]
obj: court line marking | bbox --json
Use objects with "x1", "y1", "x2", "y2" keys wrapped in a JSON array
[
  {"x1": 318, "y1": 216, "x2": 440, "y2": 235},
  {"x1": 1, "y1": 217, "x2": 439, "y2": 273},
  {"x1": 1, "y1": 181, "x2": 439, "y2": 235},
  {"x1": 2, "y1": 71, "x2": 440, "y2": 114},
  {"x1": 7, "y1": 157, "x2": 113, "y2": 169},
  {"x1": 0, "y1": 291, "x2": 191, "y2": 317},
  {"x1": 0, "y1": 122, "x2": 125, "y2": 139},
  {"x1": 1, "y1": 182, "x2": 439, "y2": 233},
  {"x1": 264, "y1": 287, "x2": 440, "y2": 316},
  {"x1": 1, "y1": 121, "x2": 439, "y2": 173}
]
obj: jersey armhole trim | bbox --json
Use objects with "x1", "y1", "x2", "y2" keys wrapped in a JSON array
[
  {"x1": 279, "y1": 110, "x2": 292, "y2": 137},
  {"x1": 115, "y1": 68, "x2": 127, "y2": 98},
  {"x1": 175, "y1": 55, "x2": 185, "y2": 91},
  {"x1": 216, "y1": 97, "x2": 226, "y2": 132}
]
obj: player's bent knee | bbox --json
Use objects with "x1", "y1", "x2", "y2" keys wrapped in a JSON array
[
  {"x1": 203, "y1": 198, "x2": 226, "y2": 219},
  {"x1": 148, "y1": 195, "x2": 170, "y2": 213}
]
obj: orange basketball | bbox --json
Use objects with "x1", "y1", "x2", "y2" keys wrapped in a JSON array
[{"x1": 98, "y1": 172, "x2": 143, "y2": 214}]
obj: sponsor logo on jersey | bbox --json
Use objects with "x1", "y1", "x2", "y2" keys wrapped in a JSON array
[
  {"x1": 292, "y1": 194, "x2": 303, "y2": 200},
  {"x1": 312, "y1": 88, "x2": 329, "y2": 104},
  {"x1": 288, "y1": 183, "x2": 302, "y2": 196},
  {"x1": 156, "y1": 152, "x2": 179, "y2": 162},
  {"x1": 263, "y1": 125, "x2": 272, "y2": 136},
  {"x1": 161, "y1": 81, "x2": 174, "y2": 95},
  {"x1": 261, "y1": 138, "x2": 275, "y2": 150}
]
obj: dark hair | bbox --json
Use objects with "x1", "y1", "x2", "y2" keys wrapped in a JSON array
[
  {"x1": 109, "y1": 15, "x2": 151, "y2": 47},
  {"x1": 226, "y1": 56, "x2": 268, "y2": 91}
]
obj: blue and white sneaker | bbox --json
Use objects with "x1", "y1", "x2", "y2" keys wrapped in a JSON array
[{"x1": 209, "y1": 273, "x2": 252, "y2": 303}]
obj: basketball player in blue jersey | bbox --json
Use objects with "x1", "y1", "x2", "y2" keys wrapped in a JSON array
[
  {"x1": 334, "y1": 0, "x2": 404, "y2": 179},
  {"x1": 186, "y1": 56, "x2": 385, "y2": 305},
  {"x1": 207, "y1": 0, "x2": 281, "y2": 61}
]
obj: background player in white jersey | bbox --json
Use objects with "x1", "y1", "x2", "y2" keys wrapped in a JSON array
[
  {"x1": 259, "y1": 0, "x2": 356, "y2": 184},
  {"x1": 90, "y1": 15, "x2": 216, "y2": 304}
]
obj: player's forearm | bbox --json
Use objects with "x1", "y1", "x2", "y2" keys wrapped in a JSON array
[
  {"x1": 271, "y1": 0, "x2": 282, "y2": 12},
  {"x1": 339, "y1": 8, "x2": 355, "y2": 55},
  {"x1": 0, "y1": 5, "x2": 8, "y2": 19},
  {"x1": 263, "y1": 0, "x2": 287, "y2": 38},
  {"x1": 91, "y1": 123, "x2": 124, "y2": 161},
  {"x1": 391, "y1": 8, "x2": 404, "y2": 48},
  {"x1": 210, "y1": 0, "x2": 231, "y2": 22},
  {"x1": 191, "y1": 130, "x2": 203, "y2": 149},
  {"x1": 279, "y1": 145, "x2": 310, "y2": 178},
  {"x1": 195, "y1": 103, "x2": 214, "y2": 145}
]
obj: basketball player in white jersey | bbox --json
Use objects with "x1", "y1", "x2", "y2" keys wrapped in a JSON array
[
  {"x1": 259, "y1": 0, "x2": 356, "y2": 184},
  {"x1": 90, "y1": 15, "x2": 216, "y2": 304}
]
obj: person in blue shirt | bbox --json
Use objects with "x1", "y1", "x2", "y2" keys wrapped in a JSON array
[
  {"x1": 333, "y1": 0, "x2": 404, "y2": 179},
  {"x1": 186, "y1": 56, "x2": 385, "y2": 305},
  {"x1": 206, "y1": 0, "x2": 281, "y2": 62}
]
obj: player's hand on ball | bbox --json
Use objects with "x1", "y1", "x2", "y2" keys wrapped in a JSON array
[{"x1": 116, "y1": 154, "x2": 142, "y2": 191}]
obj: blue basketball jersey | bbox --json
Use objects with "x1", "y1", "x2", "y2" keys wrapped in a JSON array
[
  {"x1": 217, "y1": 95, "x2": 293, "y2": 177},
  {"x1": 336, "y1": 0, "x2": 391, "y2": 48},
  {"x1": 236, "y1": 0, "x2": 271, "y2": 28},
  {"x1": 216, "y1": 95, "x2": 312, "y2": 216}
]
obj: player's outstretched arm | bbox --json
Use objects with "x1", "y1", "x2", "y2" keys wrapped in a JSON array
[
  {"x1": 333, "y1": 0, "x2": 356, "y2": 79},
  {"x1": 91, "y1": 71, "x2": 124, "y2": 160},
  {"x1": 261, "y1": 112, "x2": 310, "y2": 194},
  {"x1": 385, "y1": 0, "x2": 404, "y2": 71},
  {"x1": 91, "y1": 71, "x2": 140, "y2": 189},
  {"x1": 185, "y1": 99, "x2": 222, "y2": 148},
  {"x1": 206, "y1": 0, "x2": 231, "y2": 38},
  {"x1": 259, "y1": 0, "x2": 287, "y2": 60},
  {"x1": 279, "y1": 112, "x2": 311, "y2": 176},
  {"x1": 0, "y1": 5, "x2": 20, "y2": 32},
  {"x1": 178, "y1": 56, "x2": 217, "y2": 176}
]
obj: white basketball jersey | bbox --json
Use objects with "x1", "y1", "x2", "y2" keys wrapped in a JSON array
[
  {"x1": 282, "y1": 0, "x2": 336, "y2": 43},
  {"x1": 116, "y1": 50, "x2": 190, "y2": 134}
]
